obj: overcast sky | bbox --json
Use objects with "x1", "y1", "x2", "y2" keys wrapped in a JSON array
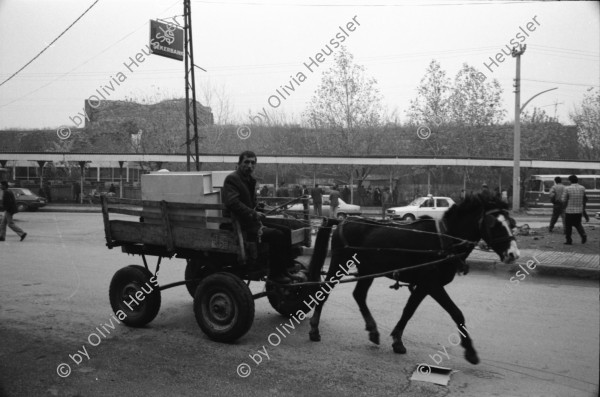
[{"x1": 0, "y1": 0, "x2": 598, "y2": 131}]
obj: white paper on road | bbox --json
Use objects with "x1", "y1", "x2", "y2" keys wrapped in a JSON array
[{"x1": 410, "y1": 364, "x2": 453, "y2": 386}]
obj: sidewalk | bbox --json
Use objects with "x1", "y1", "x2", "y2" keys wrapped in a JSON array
[{"x1": 39, "y1": 203, "x2": 102, "y2": 213}]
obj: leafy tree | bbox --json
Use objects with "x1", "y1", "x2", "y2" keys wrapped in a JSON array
[
  {"x1": 303, "y1": 46, "x2": 384, "y2": 151},
  {"x1": 570, "y1": 87, "x2": 600, "y2": 160},
  {"x1": 406, "y1": 59, "x2": 451, "y2": 126},
  {"x1": 448, "y1": 63, "x2": 506, "y2": 126},
  {"x1": 303, "y1": 46, "x2": 384, "y2": 193}
]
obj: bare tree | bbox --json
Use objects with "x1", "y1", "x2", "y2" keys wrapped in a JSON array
[
  {"x1": 570, "y1": 87, "x2": 600, "y2": 160},
  {"x1": 303, "y1": 46, "x2": 385, "y2": 189}
]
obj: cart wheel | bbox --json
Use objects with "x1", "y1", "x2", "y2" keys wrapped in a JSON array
[
  {"x1": 185, "y1": 256, "x2": 220, "y2": 298},
  {"x1": 109, "y1": 265, "x2": 161, "y2": 327},
  {"x1": 267, "y1": 283, "x2": 314, "y2": 318},
  {"x1": 194, "y1": 272, "x2": 254, "y2": 342}
]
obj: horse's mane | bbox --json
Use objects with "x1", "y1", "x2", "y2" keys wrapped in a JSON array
[{"x1": 444, "y1": 193, "x2": 508, "y2": 222}]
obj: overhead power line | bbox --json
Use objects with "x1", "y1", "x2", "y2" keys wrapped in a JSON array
[{"x1": 0, "y1": 0, "x2": 100, "y2": 88}]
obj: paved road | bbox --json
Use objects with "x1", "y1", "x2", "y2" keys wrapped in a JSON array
[{"x1": 0, "y1": 213, "x2": 598, "y2": 396}]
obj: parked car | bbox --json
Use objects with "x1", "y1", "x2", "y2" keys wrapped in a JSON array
[
  {"x1": 386, "y1": 196, "x2": 455, "y2": 221},
  {"x1": 284, "y1": 195, "x2": 361, "y2": 219},
  {"x1": 0, "y1": 188, "x2": 47, "y2": 212}
]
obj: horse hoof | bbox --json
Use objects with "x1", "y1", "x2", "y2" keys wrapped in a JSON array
[
  {"x1": 465, "y1": 349, "x2": 479, "y2": 365},
  {"x1": 309, "y1": 331, "x2": 321, "y2": 342},
  {"x1": 369, "y1": 332, "x2": 380, "y2": 345},
  {"x1": 392, "y1": 341, "x2": 407, "y2": 354}
]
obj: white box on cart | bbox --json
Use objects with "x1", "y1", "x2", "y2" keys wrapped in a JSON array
[{"x1": 141, "y1": 171, "x2": 229, "y2": 230}]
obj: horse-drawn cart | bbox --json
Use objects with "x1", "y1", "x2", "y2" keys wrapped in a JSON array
[{"x1": 101, "y1": 194, "x2": 319, "y2": 343}]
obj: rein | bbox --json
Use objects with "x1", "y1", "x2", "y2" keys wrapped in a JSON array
[
  {"x1": 337, "y1": 217, "x2": 476, "y2": 256},
  {"x1": 334, "y1": 206, "x2": 515, "y2": 257}
]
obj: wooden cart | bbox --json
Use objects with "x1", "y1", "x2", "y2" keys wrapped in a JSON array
[{"x1": 101, "y1": 196, "x2": 319, "y2": 342}]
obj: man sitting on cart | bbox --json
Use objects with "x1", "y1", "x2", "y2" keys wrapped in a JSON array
[{"x1": 222, "y1": 150, "x2": 296, "y2": 284}]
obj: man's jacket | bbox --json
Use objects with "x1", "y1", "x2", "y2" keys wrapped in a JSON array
[
  {"x1": 2, "y1": 189, "x2": 18, "y2": 214},
  {"x1": 222, "y1": 170, "x2": 261, "y2": 233}
]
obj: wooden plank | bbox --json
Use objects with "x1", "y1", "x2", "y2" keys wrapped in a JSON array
[
  {"x1": 171, "y1": 226, "x2": 238, "y2": 253},
  {"x1": 160, "y1": 200, "x2": 174, "y2": 252},
  {"x1": 107, "y1": 197, "x2": 226, "y2": 210},
  {"x1": 110, "y1": 220, "x2": 144, "y2": 243},
  {"x1": 106, "y1": 197, "x2": 141, "y2": 205},
  {"x1": 109, "y1": 220, "x2": 239, "y2": 254},
  {"x1": 207, "y1": 216, "x2": 231, "y2": 224},
  {"x1": 142, "y1": 210, "x2": 207, "y2": 224},
  {"x1": 143, "y1": 218, "x2": 206, "y2": 229},
  {"x1": 142, "y1": 210, "x2": 231, "y2": 225},
  {"x1": 101, "y1": 196, "x2": 112, "y2": 244},
  {"x1": 108, "y1": 207, "x2": 143, "y2": 217}
]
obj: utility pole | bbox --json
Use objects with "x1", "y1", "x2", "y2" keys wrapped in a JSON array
[
  {"x1": 183, "y1": 0, "x2": 200, "y2": 171},
  {"x1": 552, "y1": 100, "x2": 564, "y2": 121},
  {"x1": 511, "y1": 44, "x2": 526, "y2": 212}
]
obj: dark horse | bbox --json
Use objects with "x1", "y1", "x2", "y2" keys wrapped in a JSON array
[{"x1": 306, "y1": 193, "x2": 520, "y2": 364}]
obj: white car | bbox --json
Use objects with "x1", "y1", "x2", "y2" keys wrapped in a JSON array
[
  {"x1": 284, "y1": 195, "x2": 361, "y2": 219},
  {"x1": 386, "y1": 196, "x2": 455, "y2": 221}
]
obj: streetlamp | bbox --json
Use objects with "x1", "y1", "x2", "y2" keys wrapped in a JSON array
[{"x1": 511, "y1": 44, "x2": 557, "y2": 211}]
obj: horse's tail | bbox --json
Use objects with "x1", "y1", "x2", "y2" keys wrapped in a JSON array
[{"x1": 307, "y1": 218, "x2": 339, "y2": 281}]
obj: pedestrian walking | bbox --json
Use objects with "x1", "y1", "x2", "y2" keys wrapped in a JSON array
[
  {"x1": 373, "y1": 187, "x2": 381, "y2": 206},
  {"x1": 548, "y1": 176, "x2": 566, "y2": 233},
  {"x1": 342, "y1": 185, "x2": 351, "y2": 203},
  {"x1": 73, "y1": 181, "x2": 81, "y2": 203},
  {"x1": 44, "y1": 182, "x2": 52, "y2": 203},
  {"x1": 311, "y1": 184, "x2": 323, "y2": 216},
  {"x1": 0, "y1": 181, "x2": 27, "y2": 242},
  {"x1": 329, "y1": 185, "x2": 341, "y2": 218},
  {"x1": 583, "y1": 194, "x2": 590, "y2": 223},
  {"x1": 560, "y1": 175, "x2": 587, "y2": 245},
  {"x1": 276, "y1": 183, "x2": 288, "y2": 198}
]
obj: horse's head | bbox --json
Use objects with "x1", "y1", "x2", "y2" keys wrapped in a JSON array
[
  {"x1": 445, "y1": 193, "x2": 519, "y2": 264},
  {"x1": 478, "y1": 195, "x2": 520, "y2": 264}
]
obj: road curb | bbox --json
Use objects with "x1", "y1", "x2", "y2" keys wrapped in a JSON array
[
  {"x1": 38, "y1": 207, "x2": 101, "y2": 213},
  {"x1": 466, "y1": 259, "x2": 599, "y2": 280}
]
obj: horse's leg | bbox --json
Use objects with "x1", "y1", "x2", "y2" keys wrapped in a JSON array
[
  {"x1": 308, "y1": 255, "x2": 340, "y2": 342},
  {"x1": 390, "y1": 284, "x2": 429, "y2": 354},
  {"x1": 428, "y1": 285, "x2": 479, "y2": 365},
  {"x1": 352, "y1": 278, "x2": 379, "y2": 345}
]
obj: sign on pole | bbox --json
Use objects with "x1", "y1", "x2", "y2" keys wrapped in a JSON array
[{"x1": 149, "y1": 20, "x2": 184, "y2": 61}]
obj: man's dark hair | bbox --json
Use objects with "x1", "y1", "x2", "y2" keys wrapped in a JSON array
[
  {"x1": 568, "y1": 174, "x2": 578, "y2": 183},
  {"x1": 0, "y1": 181, "x2": 8, "y2": 188},
  {"x1": 238, "y1": 150, "x2": 257, "y2": 164},
  {"x1": 315, "y1": 184, "x2": 319, "y2": 188},
  {"x1": 554, "y1": 176, "x2": 562, "y2": 183}
]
